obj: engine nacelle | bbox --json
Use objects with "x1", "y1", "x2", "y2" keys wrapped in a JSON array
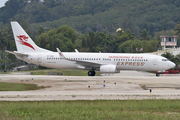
[{"x1": 100, "y1": 65, "x2": 119, "y2": 73}]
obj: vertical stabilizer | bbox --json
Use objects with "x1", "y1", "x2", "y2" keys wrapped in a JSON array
[{"x1": 11, "y1": 21, "x2": 48, "y2": 53}]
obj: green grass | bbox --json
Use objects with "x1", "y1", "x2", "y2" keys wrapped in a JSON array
[
  {"x1": 0, "y1": 82, "x2": 47, "y2": 91},
  {"x1": 61, "y1": 70, "x2": 101, "y2": 76},
  {"x1": 0, "y1": 71, "x2": 10, "y2": 74},
  {"x1": 30, "y1": 69, "x2": 58, "y2": 75},
  {"x1": 0, "y1": 100, "x2": 180, "y2": 120},
  {"x1": 13, "y1": 69, "x2": 101, "y2": 76}
]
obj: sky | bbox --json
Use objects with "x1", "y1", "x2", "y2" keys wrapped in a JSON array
[{"x1": 0, "y1": 0, "x2": 8, "y2": 8}]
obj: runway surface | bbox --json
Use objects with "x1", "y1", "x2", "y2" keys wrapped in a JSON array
[{"x1": 0, "y1": 71, "x2": 180, "y2": 101}]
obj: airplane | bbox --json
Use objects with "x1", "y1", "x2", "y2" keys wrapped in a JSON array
[{"x1": 6, "y1": 21, "x2": 175, "y2": 77}]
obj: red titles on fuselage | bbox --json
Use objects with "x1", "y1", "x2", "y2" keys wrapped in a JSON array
[
  {"x1": 117, "y1": 62, "x2": 145, "y2": 66},
  {"x1": 109, "y1": 56, "x2": 143, "y2": 59}
]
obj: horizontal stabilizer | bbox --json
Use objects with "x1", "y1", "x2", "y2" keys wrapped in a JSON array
[{"x1": 5, "y1": 50, "x2": 28, "y2": 56}]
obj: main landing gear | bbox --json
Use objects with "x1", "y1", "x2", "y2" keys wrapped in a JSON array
[
  {"x1": 156, "y1": 73, "x2": 160, "y2": 77},
  {"x1": 88, "y1": 70, "x2": 96, "y2": 76}
]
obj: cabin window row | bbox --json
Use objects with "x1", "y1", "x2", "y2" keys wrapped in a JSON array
[
  {"x1": 47, "y1": 58, "x2": 148, "y2": 62},
  {"x1": 114, "y1": 59, "x2": 148, "y2": 62},
  {"x1": 47, "y1": 58, "x2": 101, "y2": 60},
  {"x1": 68, "y1": 58, "x2": 101, "y2": 60},
  {"x1": 47, "y1": 58, "x2": 61, "y2": 60}
]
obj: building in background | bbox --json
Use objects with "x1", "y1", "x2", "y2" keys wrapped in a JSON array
[{"x1": 160, "y1": 36, "x2": 177, "y2": 50}]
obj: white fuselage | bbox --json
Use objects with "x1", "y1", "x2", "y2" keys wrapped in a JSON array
[
  {"x1": 9, "y1": 21, "x2": 176, "y2": 76},
  {"x1": 16, "y1": 51, "x2": 175, "y2": 72}
]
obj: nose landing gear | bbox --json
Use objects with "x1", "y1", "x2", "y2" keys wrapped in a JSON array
[{"x1": 88, "y1": 70, "x2": 96, "y2": 76}]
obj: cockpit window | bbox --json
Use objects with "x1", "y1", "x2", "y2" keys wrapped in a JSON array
[{"x1": 162, "y1": 59, "x2": 168, "y2": 61}]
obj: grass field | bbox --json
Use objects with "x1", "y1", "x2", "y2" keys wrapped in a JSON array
[
  {"x1": 7, "y1": 69, "x2": 101, "y2": 76},
  {"x1": 0, "y1": 100, "x2": 180, "y2": 120},
  {"x1": 0, "y1": 82, "x2": 47, "y2": 91},
  {"x1": 0, "y1": 71, "x2": 10, "y2": 74}
]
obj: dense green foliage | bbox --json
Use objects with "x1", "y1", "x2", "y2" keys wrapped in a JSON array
[
  {"x1": 35, "y1": 27, "x2": 159, "y2": 53},
  {"x1": 0, "y1": 100, "x2": 180, "y2": 119},
  {"x1": 0, "y1": 0, "x2": 180, "y2": 35},
  {"x1": 174, "y1": 22, "x2": 180, "y2": 36}
]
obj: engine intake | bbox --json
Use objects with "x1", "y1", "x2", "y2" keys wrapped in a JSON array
[{"x1": 100, "y1": 65, "x2": 118, "y2": 73}]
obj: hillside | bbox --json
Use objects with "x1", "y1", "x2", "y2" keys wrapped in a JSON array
[{"x1": 0, "y1": 0, "x2": 180, "y2": 36}]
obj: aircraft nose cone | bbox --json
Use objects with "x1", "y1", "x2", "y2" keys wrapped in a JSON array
[{"x1": 169, "y1": 61, "x2": 175, "y2": 68}]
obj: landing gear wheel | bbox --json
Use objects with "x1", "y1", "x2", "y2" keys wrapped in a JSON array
[
  {"x1": 92, "y1": 71, "x2": 95, "y2": 76},
  {"x1": 156, "y1": 73, "x2": 160, "y2": 77},
  {"x1": 88, "y1": 70, "x2": 96, "y2": 76}
]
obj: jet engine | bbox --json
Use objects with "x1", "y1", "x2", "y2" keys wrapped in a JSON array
[{"x1": 100, "y1": 64, "x2": 119, "y2": 73}]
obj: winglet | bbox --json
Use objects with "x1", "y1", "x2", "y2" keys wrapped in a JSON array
[
  {"x1": 56, "y1": 48, "x2": 67, "y2": 59},
  {"x1": 75, "y1": 49, "x2": 79, "y2": 53}
]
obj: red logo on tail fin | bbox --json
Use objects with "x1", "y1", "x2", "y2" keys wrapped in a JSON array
[{"x1": 17, "y1": 35, "x2": 35, "y2": 50}]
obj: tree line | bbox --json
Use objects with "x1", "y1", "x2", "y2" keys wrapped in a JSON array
[
  {"x1": 35, "y1": 25, "x2": 160, "y2": 53},
  {"x1": 0, "y1": 0, "x2": 180, "y2": 37}
]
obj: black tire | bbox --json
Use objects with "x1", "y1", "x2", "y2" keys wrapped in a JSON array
[
  {"x1": 156, "y1": 73, "x2": 160, "y2": 77},
  {"x1": 92, "y1": 71, "x2": 96, "y2": 76},
  {"x1": 88, "y1": 70, "x2": 96, "y2": 76},
  {"x1": 88, "y1": 71, "x2": 92, "y2": 76}
]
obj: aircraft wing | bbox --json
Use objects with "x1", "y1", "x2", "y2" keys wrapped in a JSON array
[
  {"x1": 75, "y1": 60, "x2": 102, "y2": 68},
  {"x1": 56, "y1": 48, "x2": 104, "y2": 68},
  {"x1": 5, "y1": 50, "x2": 28, "y2": 56}
]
